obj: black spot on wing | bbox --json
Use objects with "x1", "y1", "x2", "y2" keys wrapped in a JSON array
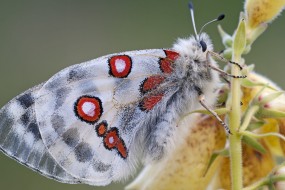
[
  {"x1": 17, "y1": 93, "x2": 34, "y2": 109},
  {"x1": 62, "y1": 128, "x2": 80, "y2": 148},
  {"x1": 93, "y1": 160, "x2": 111, "y2": 172},
  {"x1": 55, "y1": 87, "x2": 71, "y2": 109},
  {"x1": 75, "y1": 142, "x2": 93, "y2": 163},
  {"x1": 45, "y1": 76, "x2": 64, "y2": 91},
  {"x1": 68, "y1": 67, "x2": 88, "y2": 82},
  {"x1": 20, "y1": 110, "x2": 31, "y2": 126},
  {"x1": 79, "y1": 81, "x2": 98, "y2": 94},
  {"x1": 27, "y1": 121, "x2": 42, "y2": 140},
  {"x1": 51, "y1": 114, "x2": 65, "y2": 135}
]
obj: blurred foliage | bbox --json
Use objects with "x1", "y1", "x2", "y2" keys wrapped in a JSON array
[{"x1": 0, "y1": 0, "x2": 284, "y2": 190}]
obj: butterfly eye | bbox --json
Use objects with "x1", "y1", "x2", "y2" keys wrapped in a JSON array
[{"x1": 199, "y1": 40, "x2": 207, "y2": 52}]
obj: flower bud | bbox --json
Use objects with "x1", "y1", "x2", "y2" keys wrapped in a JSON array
[
  {"x1": 245, "y1": 0, "x2": 285, "y2": 29},
  {"x1": 244, "y1": 0, "x2": 285, "y2": 43}
]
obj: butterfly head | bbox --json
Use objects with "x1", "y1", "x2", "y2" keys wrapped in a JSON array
[
  {"x1": 188, "y1": 2, "x2": 225, "y2": 53},
  {"x1": 173, "y1": 32, "x2": 213, "y2": 58}
]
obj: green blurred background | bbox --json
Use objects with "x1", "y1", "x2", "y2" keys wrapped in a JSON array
[{"x1": 0, "y1": 0, "x2": 284, "y2": 189}]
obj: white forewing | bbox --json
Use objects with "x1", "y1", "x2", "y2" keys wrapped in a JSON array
[{"x1": 35, "y1": 49, "x2": 167, "y2": 185}]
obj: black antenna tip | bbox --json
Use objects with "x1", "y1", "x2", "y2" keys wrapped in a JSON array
[
  {"x1": 217, "y1": 14, "x2": 225, "y2": 21},
  {"x1": 188, "y1": 1, "x2": 194, "y2": 10}
]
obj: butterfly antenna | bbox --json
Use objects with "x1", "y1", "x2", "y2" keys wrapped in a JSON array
[
  {"x1": 188, "y1": 2, "x2": 198, "y2": 39},
  {"x1": 198, "y1": 14, "x2": 225, "y2": 38}
]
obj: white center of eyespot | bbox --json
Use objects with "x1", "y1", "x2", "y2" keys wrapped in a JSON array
[
  {"x1": 115, "y1": 59, "x2": 126, "y2": 73},
  {"x1": 82, "y1": 102, "x2": 96, "y2": 117},
  {"x1": 109, "y1": 136, "x2": 114, "y2": 144}
]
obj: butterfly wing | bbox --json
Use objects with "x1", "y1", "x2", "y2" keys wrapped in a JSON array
[
  {"x1": 0, "y1": 84, "x2": 79, "y2": 183},
  {"x1": 34, "y1": 49, "x2": 174, "y2": 185}
]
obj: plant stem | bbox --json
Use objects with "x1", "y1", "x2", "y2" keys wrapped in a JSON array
[
  {"x1": 228, "y1": 53, "x2": 243, "y2": 190},
  {"x1": 228, "y1": 18, "x2": 246, "y2": 190}
]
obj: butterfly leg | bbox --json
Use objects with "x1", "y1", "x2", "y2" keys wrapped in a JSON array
[
  {"x1": 208, "y1": 64, "x2": 246, "y2": 79},
  {"x1": 198, "y1": 94, "x2": 232, "y2": 135},
  {"x1": 207, "y1": 50, "x2": 243, "y2": 70},
  {"x1": 220, "y1": 74, "x2": 231, "y2": 85},
  {"x1": 206, "y1": 51, "x2": 246, "y2": 78}
]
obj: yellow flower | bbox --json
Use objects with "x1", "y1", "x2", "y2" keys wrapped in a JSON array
[
  {"x1": 245, "y1": 0, "x2": 285, "y2": 29},
  {"x1": 244, "y1": 0, "x2": 285, "y2": 43},
  {"x1": 262, "y1": 119, "x2": 284, "y2": 156}
]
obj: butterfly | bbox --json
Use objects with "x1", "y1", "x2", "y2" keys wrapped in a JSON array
[{"x1": 0, "y1": 2, "x2": 243, "y2": 186}]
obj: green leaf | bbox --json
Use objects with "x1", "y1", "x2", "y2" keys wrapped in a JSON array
[
  {"x1": 257, "y1": 108, "x2": 285, "y2": 119},
  {"x1": 222, "y1": 48, "x2": 232, "y2": 60},
  {"x1": 203, "y1": 149, "x2": 229, "y2": 176},
  {"x1": 218, "y1": 25, "x2": 233, "y2": 48},
  {"x1": 233, "y1": 18, "x2": 246, "y2": 57},
  {"x1": 241, "y1": 78, "x2": 258, "y2": 87},
  {"x1": 240, "y1": 105, "x2": 259, "y2": 132},
  {"x1": 241, "y1": 78, "x2": 277, "y2": 90},
  {"x1": 247, "y1": 121, "x2": 265, "y2": 131},
  {"x1": 242, "y1": 135, "x2": 266, "y2": 154}
]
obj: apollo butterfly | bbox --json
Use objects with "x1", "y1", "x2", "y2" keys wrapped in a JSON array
[{"x1": 0, "y1": 2, "x2": 241, "y2": 187}]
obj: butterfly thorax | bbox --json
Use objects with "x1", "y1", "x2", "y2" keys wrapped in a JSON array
[{"x1": 166, "y1": 33, "x2": 219, "y2": 115}]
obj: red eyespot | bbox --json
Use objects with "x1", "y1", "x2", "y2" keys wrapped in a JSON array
[
  {"x1": 95, "y1": 121, "x2": 108, "y2": 137},
  {"x1": 109, "y1": 55, "x2": 132, "y2": 78},
  {"x1": 103, "y1": 128, "x2": 128, "y2": 159},
  {"x1": 74, "y1": 96, "x2": 103, "y2": 124}
]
